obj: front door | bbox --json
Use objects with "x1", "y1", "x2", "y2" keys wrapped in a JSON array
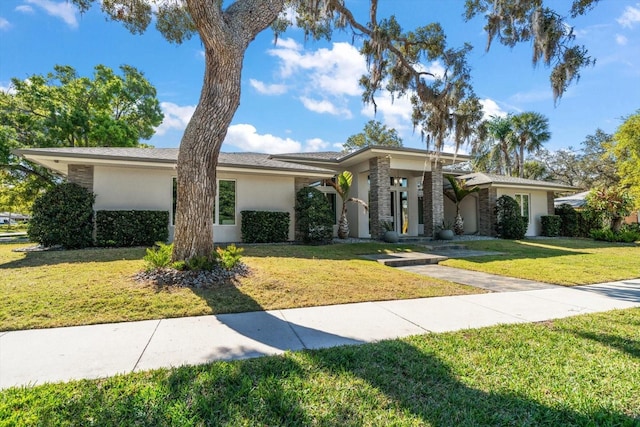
[{"x1": 390, "y1": 177, "x2": 408, "y2": 235}]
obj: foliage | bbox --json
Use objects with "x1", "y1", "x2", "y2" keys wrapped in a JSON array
[
  {"x1": 343, "y1": 120, "x2": 403, "y2": 152},
  {"x1": 27, "y1": 183, "x2": 95, "y2": 249},
  {"x1": 590, "y1": 228, "x2": 640, "y2": 244},
  {"x1": 66, "y1": 0, "x2": 601, "y2": 261},
  {"x1": 611, "y1": 109, "x2": 640, "y2": 205},
  {"x1": 554, "y1": 203, "x2": 580, "y2": 237},
  {"x1": 241, "y1": 211, "x2": 290, "y2": 243},
  {"x1": 586, "y1": 186, "x2": 635, "y2": 232},
  {"x1": 324, "y1": 171, "x2": 368, "y2": 239},
  {"x1": 444, "y1": 175, "x2": 479, "y2": 234},
  {"x1": 214, "y1": 244, "x2": 244, "y2": 270},
  {"x1": 540, "y1": 215, "x2": 561, "y2": 237},
  {"x1": 494, "y1": 195, "x2": 527, "y2": 239},
  {"x1": 0, "y1": 64, "x2": 163, "y2": 200},
  {"x1": 96, "y1": 210, "x2": 169, "y2": 247},
  {"x1": 509, "y1": 111, "x2": 551, "y2": 178},
  {"x1": 144, "y1": 241, "x2": 174, "y2": 270},
  {"x1": 295, "y1": 186, "x2": 334, "y2": 244}
]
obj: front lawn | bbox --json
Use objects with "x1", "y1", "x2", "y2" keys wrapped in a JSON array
[
  {"x1": 0, "y1": 242, "x2": 480, "y2": 331},
  {"x1": 2, "y1": 308, "x2": 638, "y2": 425},
  {"x1": 442, "y1": 238, "x2": 640, "y2": 285}
]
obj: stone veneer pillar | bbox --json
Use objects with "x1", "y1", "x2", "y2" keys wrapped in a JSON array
[
  {"x1": 422, "y1": 162, "x2": 444, "y2": 237},
  {"x1": 369, "y1": 156, "x2": 391, "y2": 239},
  {"x1": 67, "y1": 165, "x2": 94, "y2": 192},
  {"x1": 478, "y1": 187, "x2": 498, "y2": 236}
]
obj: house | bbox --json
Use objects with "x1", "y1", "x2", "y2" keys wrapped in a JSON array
[
  {"x1": 555, "y1": 191, "x2": 639, "y2": 225},
  {"x1": 15, "y1": 146, "x2": 577, "y2": 242}
]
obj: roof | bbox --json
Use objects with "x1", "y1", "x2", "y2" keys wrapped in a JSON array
[
  {"x1": 458, "y1": 172, "x2": 578, "y2": 191},
  {"x1": 554, "y1": 191, "x2": 589, "y2": 208},
  {"x1": 13, "y1": 147, "x2": 336, "y2": 175}
]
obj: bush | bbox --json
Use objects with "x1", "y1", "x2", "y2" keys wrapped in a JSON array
[
  {"x1": 96, "y1": 210, "x2": 169, "y2": 247},
  {"x1": 590, "y1": 228, "x2": 640, "y2": 243},
  {"x1": 494, "y1": 195, "x2": 527, "y2": 240},
  {"x1": 540, "y1": 215, "x2": 561, "y2": 237},
  {"x1": 241, "y1": 211, "x2": 290, "y2": 243},
  {"x1": 214, "y1": 244, "x2": 244, "y2": 269},
  {"x1": 143, "y1": 242, "x2": 174, "y2": 271},
  {"x1": 295, "y1": 186, "x2": 334, "y2": 244},
  {"x1": 28, "y1": 183, "x2": 95, "y2": 249},
  {"x1": 554, "y1": 203, "x2": 580, "y2": 237}
]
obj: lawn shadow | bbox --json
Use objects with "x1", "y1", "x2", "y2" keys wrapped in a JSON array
[
  {"x1": 0, "y1": 246, "x2": 147, "y2": 269},
  {"x1": 240, "y1": 241, "x2": 422, "y2": 261},
  {"x1": 571, "y1": 330, "x2": 640, "y2": 359}
]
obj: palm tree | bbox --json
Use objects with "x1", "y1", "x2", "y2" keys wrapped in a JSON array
[
  {"x1": 325, "y1": 171, "x2": 368, "y2": 239},
  {"x1": 510, "y1": 112, "x2": 551, "y2": 177},
  {"x1": 472, "y1": 115, "x2": 513, "y2": 175},
  {"x1": 444, "y1": 175, "x2": 479, "y2": 235}
]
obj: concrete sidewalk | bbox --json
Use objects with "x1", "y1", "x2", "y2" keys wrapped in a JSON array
[{"x1": 1, "y1": 278, "x2": 639, "y2": 390}]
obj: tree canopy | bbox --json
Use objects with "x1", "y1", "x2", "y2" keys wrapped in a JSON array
[
  {"x1": 611, "y1": 110, "x2": 640, "y2": 205},
  {"x1": 343, "y1": 120, "x2": 403, "y2": 152},
  {"x1": 0, "y1": 64, "x2": 163, "y2": 193},
  {"x1": 65, "y1": 0, "x2": 602, "y2": 261}
]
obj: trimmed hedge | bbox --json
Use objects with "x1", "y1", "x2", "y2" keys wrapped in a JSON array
[
  {"x1": 96, "y1": 210, "x2": 169, "y2": 247},
  {"x1": 494, "y1": 195, "x2": 527, "y2": 240},
  {"x1": 295, "y1": 186, "x2": 334, "y2": 245},
  {"x1": 28, "y1": 183, "x2": 95, "y2": 249},
  {"x1": 540, "y1": 215, "x2": 561, "y2": 237},
  {"x1": 241, "y1": 210, "x2": 290, "y2": 243},
  {"x1": 554, "y1": 203, "x2": 580, "y2": 237}
]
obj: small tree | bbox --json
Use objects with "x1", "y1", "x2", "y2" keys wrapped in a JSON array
[
  {"x1": 28, "y1": 183, "x2": 95, "y2": 248},
  {"x1": 343, "y1": 120, "x2": 403, "y2": 152},
  {"x1": 444, "y1": 175, "x2": 479, "y2": 235},
  {"x1": 325, "y1": 171, "x2": 368, "y2": 239},
  {"x1": 295, "y1": 186, "x2": 334, "y2": 245},
  {"x1": 494, "y1": 195, "x2": 527, "y2": 239},
  {"x1": 585, "y1": 187, "x2": 634, "y2": 232}
]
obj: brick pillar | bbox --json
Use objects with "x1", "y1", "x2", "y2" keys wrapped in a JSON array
[
  {"x1": 369, "y1": 156, "x2": 391, "y2": 239},
  {"x1": 478, "y1": 187, "x2": 498, "y2": 236},
  {"x1": 68, "y1": 165, "x2": 94, "y2": 192},
  {"x1": 547, "y1": 191, "x2": 555, "y2": 215},
  {"x1": 422, "y1": 163, "x2": 444, "y2": 237}
]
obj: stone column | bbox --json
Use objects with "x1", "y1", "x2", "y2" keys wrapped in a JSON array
[
  {"x1": 68, "y1": 165, "x2": 94, "y2": 192},
  {"x1": 369, "y1": 156, "x2": 391, "y2": 239},
  {"x1": 422, "y1": 162, "x2": 444, "y2": 237},
  {"x1": 478, "y1": 187, "x2": 498, "y2": 236}
]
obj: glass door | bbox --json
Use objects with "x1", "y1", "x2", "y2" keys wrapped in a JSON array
[{"x1": 390, "y1": 177, "x2": 409, "y2": 235}]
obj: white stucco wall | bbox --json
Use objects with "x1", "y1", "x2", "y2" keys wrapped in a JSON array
[
  {"x1": 497, "y1": 188, "x2": 549, "y2": 236},
  {"x1": 93, "y1": 166, "x2": 297, "y2": 243}
]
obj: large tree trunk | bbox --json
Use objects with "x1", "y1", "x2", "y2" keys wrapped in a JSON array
[{"x1": 172, "y1": 47, "x2": 243, "y2": 262}]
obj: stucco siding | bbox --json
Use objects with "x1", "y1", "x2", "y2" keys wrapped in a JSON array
[{"x1": 94, "y1": 166, "x2": 172, "y2": 212}]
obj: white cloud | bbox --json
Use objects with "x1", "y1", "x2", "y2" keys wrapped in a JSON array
[
  {"x1": 616, "y1": 34, "x2": 628, "y2": 45},
  {"x1": 0, "y1": 17, "x2": 10, "y2": 30},
  {"x1": 249, "y1": 79, "x2": 287, "y2": 95},
  {"x1": 0, "y1": 84, "x2": 16, "y2": 95},
  {"x1": 224, "y1": 124, "x2": 302, "y2": 153},
  {"x1": 155, "y1": 102, "x2": 196, "y2": 136},
  {"x1": 303, "y1": 138, "x2": 330, "y2": 152},
  {"x1": 300, "y1": 96, "x2": 351, "y2": 117},
  {"x1": 24, "y1": 0, "x2": 78, "y2": 28},
  {"x1": 15, "y1": 5, "x2": 34, "y2": 13},
  {"x1": 618, "y1": 5, "x2": 640, "y2": 28},
  {"x1": 361, "y1": 92, "x2": 413, "y2": 133},
  {"x1": 479, "y1": 98, "x2": 508, "y2": 120}
]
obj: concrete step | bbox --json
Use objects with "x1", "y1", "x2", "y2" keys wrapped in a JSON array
[{"x1": 362, "y1": 252, "x2": 449, "y2": 267}]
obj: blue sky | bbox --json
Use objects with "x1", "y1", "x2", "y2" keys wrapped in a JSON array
[{"x1": 1, "y1": 1, "x2": 639, "y2": 154}]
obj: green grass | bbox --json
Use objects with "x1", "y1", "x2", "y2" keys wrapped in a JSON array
[
  {"x1": 2, "y1": 308, "x2": 638, "y2": 426},
  {"x1": 442, "y1": 238, "x2": 640, "y2": 285},
  {"x1": 0, "y1": 242, "x2": 480, "y2": 331}
]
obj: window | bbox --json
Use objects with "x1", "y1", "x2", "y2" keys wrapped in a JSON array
[
  {"x1": 171, "y1": 178, "x2": 236, "y2": 226},
  {"x1": 218, "y1": 180, "x2": 236, "y2": 225},
  {"x1": 325, "y1": 193, "x2": 338, "y2": 224},
  {"x1": 514, "y1": 193, "x2": 530, "y2": 223}
]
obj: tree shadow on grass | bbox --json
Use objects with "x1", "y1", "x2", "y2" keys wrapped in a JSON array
[{"x1": 0, "y1": 246, "x2": 147, "y2": 269}]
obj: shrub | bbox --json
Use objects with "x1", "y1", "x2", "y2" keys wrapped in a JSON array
[
  {"x1": 96, "y1": 210, "x2": 169, "y2": 247},
  {"x1": 295, "y1": 186, "x2": 334, "y2": 244},
  {"x1": 540, "y1": 215, "x2": 561, "y2": 237},
  {"x1": 554, "y1": 203, "x2": 580, "y2": 237},
  {"x1": 591, "y1": 228, "x2": 640, "y2": 243},
  {"x1": 143, "y1": 242, "x2": 174, "y2": 271},
  {"x1": 215, "y1": 244, "x2": 244, "y2": 269},
  {"x1": 241, "y1": 211, "x2": 290, "y2": 243},
  {"x1": 494, "y1": 195, "x2": 527, "y2": 240},
  {"x1": 28, "y1": 183, "x2": 95, "y2": 249}
]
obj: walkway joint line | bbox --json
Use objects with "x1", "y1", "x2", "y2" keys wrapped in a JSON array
[
  {"x1": 278, "y1": 311, "x2": 308, "y2": 350},
  {"x1": 132, "y1": 319, "x2": 162, "y2": 372}
]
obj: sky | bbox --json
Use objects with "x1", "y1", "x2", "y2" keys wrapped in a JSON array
[{"x1": 1, "y1": 0, "x2": 639, "y2": 155}]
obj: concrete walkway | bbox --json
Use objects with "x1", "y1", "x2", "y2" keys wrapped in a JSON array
[{"x1": 1, "y1": 272, "x2": 639, "y2": 390}]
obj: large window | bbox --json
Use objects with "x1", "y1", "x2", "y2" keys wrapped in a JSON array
[
  {"x1": 171, "y1": 178, "x2": 236, "y2": 226},
  {"x1": 514, "y1": 193, "x2": 530, "y2": 223}
]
